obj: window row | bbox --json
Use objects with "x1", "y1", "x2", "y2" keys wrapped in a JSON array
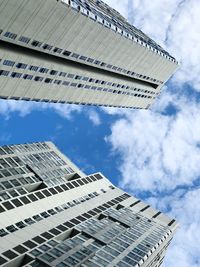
[
  {"x1": 0, "y1": 142, "x2": 48, "y2": 156},
  {"x1": 0, "y1": 94, "x2": 142, "y2": 110},
  {"x1": 0, "y1": 191, "x2": 100, "y2": 238},
  {"x1": 21, "y1": 151, "x2": 65, "y2": 165},
  {"x1": 0, "y1": 187, "x2": 27, "y2": 203},
  {"x1": 0, "y1": 175, "x2": 40, "y2": 200},
  {"x1": 0, "y1": 69, "x2": 155, "y2": 99},
  {"x1": 0, "y1": 166, "x2": 26, "y2": 178},
  {"x1": 0, "y1": 173, "x2": 103, "y2": 213},
  {"x1": 0, "y1": 193, "x2": 131, "y2": 265},
  {"x1": 0, "y1": 29, "x2": 164, "y2": 84},
  {"x1": 0, "y1": 58, "x2": 157, "y2": 96},
  {"x1": 80, "y1": 210, "x2": 152, "y2": 266},
  {"x1": 88, "y1": 225, "x2": 169, "y2": 266},
  {"x1": 31, "y1": 194, "x2": 131, "y2": 266},
  {"x1": 38, "y1": 168, "x2": 70, "y2": 183},
  {"x1": 11, "y1": 142, "x2": 49, "y2": 154}
]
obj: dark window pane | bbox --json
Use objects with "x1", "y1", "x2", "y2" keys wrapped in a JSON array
[
  {"x1": 2, "y1": 201, "x2": 14, "y2": 210},
  {"x1": 2, "y1": 250, "x2": 18, "y2": 260}
]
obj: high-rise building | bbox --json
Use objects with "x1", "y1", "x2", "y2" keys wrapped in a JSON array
[
  {"x1": 0, "y1": 141, "x2": 178, "y2": 267},
  {"x1": 0, "y1": 0, "x2": 178, "y2": 109}
]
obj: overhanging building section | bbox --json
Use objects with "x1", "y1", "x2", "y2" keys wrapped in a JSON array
[
  {"x1": 0, "y1": 0, "x2": 178, "y2": 109},
  {"x1": 0, "y1": 141, "x2": 178, "y2": 267}
]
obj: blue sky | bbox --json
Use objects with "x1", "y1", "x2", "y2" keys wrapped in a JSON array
[
  {"x1": 0, "y1": 103, "x2": 122, "y2": 186},
  {"x1": 1, "y1": 0, "x2": 200, "y2": 266}
]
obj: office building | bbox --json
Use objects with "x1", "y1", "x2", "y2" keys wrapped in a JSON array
[
  {"x1": 0, "y1": 0, "x2": 178, "y2": 109},
  {"x1": 0, "y1": 141, "x2": 178, "y2": 267}
]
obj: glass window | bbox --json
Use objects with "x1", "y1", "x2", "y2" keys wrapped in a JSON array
[
  {"x1": 71, "y1": 53, "x2": 79, "y2": 59},
  {"x1": 39, "y1": 244, "x2": 51, "y2": 252},
  {"x1": 0, "y1": 192, "x2": 10, "y2": 200},
  {"x1": 63, "y1": 50, "x2": 71, "y2": 56},
  {"x1": 19, "y1": 36, "x2": 30, "y2": 43},
  {"x1": 126, "y1": 253, "x2": 141, "y2": 263},
  {"x1": 44, "y1": 78, "x2": 53, "y2": 83},
  {"x1": 53, "y1": 47, "x2": 62, "y2": 54},
  {"x1": 0, "y1": 70, "x2": 9, "y2": 76},
  {"x1": 28, "y1": 194, "x2": 38, "y2": 202},
  {"x1": 31, "y1": 40, "x2": 42, "y2": 47},
  {"x1": 72, "y1": 251, "x2": 86, "y2": 261},
  {"x1": 9, "y1": 190, "x2": 19, "y2": 197},
  {"x1": 91, "y1": 255, "x2": 109, "y2": 266},
  {"x1": 87, "y1": 58, "x2": 94, "y2": 63},
  {"x1": 67, "y1": 73, "x2": 74, "y2": 78},
  {"x1": 64, "y1": 256, "x2": 79, "y2": 265},
  {"x1": 29, "y1": 65, "x2": 39, "y2": 71},
  {"x1": 71, "y1": 82, "x2": 77, "y2": 87},
  {"x1": 0, "y1": 228, "x2": 8, "y2": 237},
  {"x1": 16, "y1": 63, "x2": 27, "y2": 69},
  {"x1": 104, "y1": 246, "x2": 119, "y2": 257},
  {"x1": 39, "y1": 68, "x2": 48, "y2": 73},
  {"x1": 54, "y1": 79, "x2": 62, "y2": 85},
  {"x1": 35, "y1": 192, "x2": 45, "y2": 199},
  {"x1": 3, "y1": 60, "x2": 15, "y2": 66},
  {"x1": 25, "y1": 218, "x2": 35, "y2": 225},
  {"x1": 20, "y1": 196, "x2": 30, "y2": 204},
  {"x1": 6, "y1": 224, "x2": 18, "y2": 232},
  {"x1": 59, "y1": 72, "x2": 67, "y2": 77},
  {"x1": 11, "y1": 198, "x2": 23, "y2": 207},
  {"x1": 34, "y1": 76, "x2": 43, "y2": 82},
  {"x1": 110, "y1": 242, "x2": 124, "y2": 252},
  {"x1": 43, "y1": 44, "x2": 52, "y2": 50},
  {"x1": 4, "y1": 32, "x2": 17, "y2": 39},
  {"x1": 57, "y1": 243, "x2": 71, "y2": 253},
  {"x1": 30, "y1": 249, "x2": 42, "y2": 257},
  {"x1": 82, "y1": 245, "x2": 96, "y2": 254},
  {"x1": 16, "y1": 221, "x2": 26, "y2": 229},
  {"x1": 50, "y1": 70, "x2": 58, "y2": 75},
  {"x1": 10, "y1": 179, "x2": 21, "y2": 186},
  {"x1": 2, "y1": 180, "x2": 12, "y2": 188},
  {"x1": 48, "y1": 240, "x2": 58, "y2": 247},
  {"x1": 41, "y1": 212, "x2": 50, "y2": 218},
  {"x1": 80, "y1": 56, "x2": 87, "y2": 61},
  {"x1": 50, "y1": 248, "x2": 63, "y2": 257},
  {"x1": 62, "y1": 81, "x2": 69, "y2": 86},
  {"x1": 23, "y1": 74, "x2": 33, "y2": 80},
  {"x1": 33, "y1": 214, "x2": 42, "y2": 221},
  {"x1": 97, "y1": 250, "x2": 114, "y2": 261},
  {"x1": 40, "y1": 253, "x2": 56, "y2": 263},
  {"x1": 11, "y1": 72, "x2": 22, "y2": 78}
]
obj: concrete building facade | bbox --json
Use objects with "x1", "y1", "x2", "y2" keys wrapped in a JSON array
[
  {"x1": 0, "y1": 0, "x2": 178, "y2": 109},
  {"x1": 0, "y1": 141, "x2": 178, "y2": 267}
]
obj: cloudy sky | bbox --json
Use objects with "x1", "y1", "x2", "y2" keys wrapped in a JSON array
[{"x1": 0, "y1": 0, "x2": 200, "y2": 266}]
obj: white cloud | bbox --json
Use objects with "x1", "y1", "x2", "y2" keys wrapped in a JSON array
[
  {"x1": 48, "y1": 102, "x2": 81, "y2": 119},
  {"x1": 0, "y1": 99, "x2": 81, "y2": 120},
  {"x1": 106, "y1": 91, "x2": 200, "y2": 193},
  {"x1": 87, "y1": 109, "x2": 101, "y2": 126},
  {"x1": 128, "y1": 0, "x2": 182, "y2": 45},
  {"x1": 129, "y1": 0, "x2": 200, "y2": 91}
]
